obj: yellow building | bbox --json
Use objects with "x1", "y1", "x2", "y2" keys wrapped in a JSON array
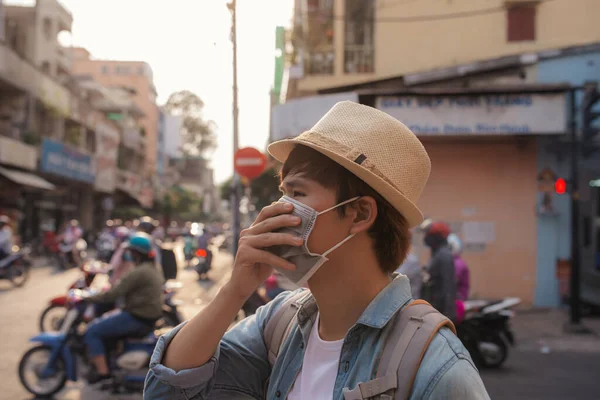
[
  {"x1": 278, "y1": 0, "x2": 600, "y2": 306},
  {"x1": 289, "y1": 0, "x2": 600, "y2": 96}
]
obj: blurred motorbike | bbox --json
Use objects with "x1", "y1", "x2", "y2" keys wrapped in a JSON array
[
  {"x1": 457, "y1": 297, "x2": 521, "y2": 368},
  {"x1": 0, "y1": 245, "x2": 32, "y2": 287},
  {"x1": 39, "y1": 260, "x2": 183, "y2": 332},
  {"x1": 20, "y1": 289, "x2": 162, "y2": 397}
]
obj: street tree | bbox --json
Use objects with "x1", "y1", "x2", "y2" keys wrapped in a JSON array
[{"x1": 164, "y1": 90, "x2": 217, "y2": 156}]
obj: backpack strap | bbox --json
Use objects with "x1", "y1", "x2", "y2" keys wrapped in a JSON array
[
  {"x1": 263, "y1": 290, "x2": 311, "y2": 368},
  {"x1": 342, "y1": 300, "x2": 456, "y2": 400}
]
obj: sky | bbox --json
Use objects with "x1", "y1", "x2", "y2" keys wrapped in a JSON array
[{"x1": 13, "y1": 0, "x2": 294, "y2": 183}]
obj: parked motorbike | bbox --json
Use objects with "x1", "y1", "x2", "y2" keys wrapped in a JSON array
[
  {"x1": 0, "y1": 245, "x2": 32, "y2": 287},
  {"x1": 39, "y1": 260, "x2": 183, "y2": 332},
  {"x1": 457, "y1": 297, "x2": 521, "y2": 368},
  {"x1": 19, "y1": 289, "x2": 161, "y2": 397}
]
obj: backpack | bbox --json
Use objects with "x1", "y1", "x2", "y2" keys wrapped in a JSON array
[{"x1": 263, "y1": 291, "x2": 456, "y2": 400}]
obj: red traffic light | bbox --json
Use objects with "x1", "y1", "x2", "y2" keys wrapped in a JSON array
[{"x1": 555, "y1": 178, "x2": 567, "y2": 194}]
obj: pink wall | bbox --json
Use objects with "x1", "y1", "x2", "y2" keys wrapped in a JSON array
[{"x1": 417, "y1": 137, "x2": 538, "y2": 305}]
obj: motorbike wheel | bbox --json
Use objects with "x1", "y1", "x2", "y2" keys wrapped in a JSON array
[
  {"x1": 479, "y1": 334, "x2": 509, "y2": 368},
  {"x1": 39, "y1": 304, "x2": 67, "y2": 332},
  {"x1": 19, "y1": 345, "x2": 68, "y2": 397},
  {"x1": 9, "y1": 262, "x2": 30, "y2": 287}
]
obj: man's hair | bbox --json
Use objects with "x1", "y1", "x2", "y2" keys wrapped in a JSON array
[{"x1": 280, "y1": 145, "x2": 411, "y2": 274}]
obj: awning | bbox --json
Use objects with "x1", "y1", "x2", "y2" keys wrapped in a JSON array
[{"x1": 0, "y1": 166, "x2": 56, "y2": 191}]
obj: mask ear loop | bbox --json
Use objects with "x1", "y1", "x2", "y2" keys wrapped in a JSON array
[
  {"x1": 307, "y1": 196, "x2": 361, "y2": 257},
  {"x1": 317, "y1": 196, "x2": 361, "y2": 215}
]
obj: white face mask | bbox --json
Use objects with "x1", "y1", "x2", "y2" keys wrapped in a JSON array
[{"x1": 268, "y1": 195, "x2": 360, "y2": 286}]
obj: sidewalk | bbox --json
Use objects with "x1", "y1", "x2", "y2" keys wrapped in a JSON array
[{"x1": 510, "y1": 308, "x2": 600, "y2": 353}]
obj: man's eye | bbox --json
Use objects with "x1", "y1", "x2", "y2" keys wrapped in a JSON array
[{"x1": 293, "y1": 191, "x2": 305, "y2": 197}]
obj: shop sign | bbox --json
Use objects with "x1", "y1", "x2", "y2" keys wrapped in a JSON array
[
  {"x1": 0, "y1": 136, "x2": 37, "y2": 170},
  {"x1": 376, "y1": 93, "x2": 567, "y2": 135},
  {"x1": 40, "y1": 139, "x2": 95, "y2": 184},
  {"x1": 94, "y1": 122, "x2": 120, "y2": 193},
  {"x1": 271, "y1": 92, "x2": 359, "y2": 141}
]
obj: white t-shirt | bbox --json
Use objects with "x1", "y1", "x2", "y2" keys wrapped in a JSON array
[{"x1": 288, "y1": 313, "x2": 344, "y2": 400}]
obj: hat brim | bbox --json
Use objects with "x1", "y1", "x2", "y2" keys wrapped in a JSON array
[{"x1": 268, "y1": 138, "x2": 424, "y2": 228}]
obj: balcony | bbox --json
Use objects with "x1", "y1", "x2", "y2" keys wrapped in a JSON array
[
  {"x1": 344, "y1": 45, "x2": 374, "y2": 74},
  {"x1": 0, "y1": 41, "x2": 42, "y2": 93},
  {"x1": 305, "y1": 50, "x2": 334, "y2": 75},
  {"x1": 56, "y1": 45, "x2": 72, "y2": 74}
]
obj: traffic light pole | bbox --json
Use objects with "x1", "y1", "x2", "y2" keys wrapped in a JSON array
[{"x1": 568, "y1": 88, "x2": 583, "y2": 327}]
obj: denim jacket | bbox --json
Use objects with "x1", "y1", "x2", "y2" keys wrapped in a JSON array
[{"x1": 144, "y1": 275, "x2": 490, "y2": 400}]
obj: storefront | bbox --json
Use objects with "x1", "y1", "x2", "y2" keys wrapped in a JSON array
[
  {"x1": 374, "y1": 88, "x2": 568, "y2": 306},
  {"x1": 39, "y1": 138, "x2": 96, "y2": 232},
  {"x1": 0, "y1": 136, "x2": 55, "y2": 242}
]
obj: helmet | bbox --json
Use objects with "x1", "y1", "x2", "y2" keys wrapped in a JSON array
[
  {"x1": 115, "y1": 226, "x2": 130, "y2": 240},
  {"x1": 135, "y1": 216, "x2": 157, "y2": 234},
  {"x1": 70, "y1": 219, "x2": 79, "y2": 227},
  {"x1": 428, "y1": 222, "x2": 451, "y2": 239},
  {"x1": 447, "y1": 233, "x2": 463, "y2": 256},
  {"x1": 126, "y1": 232, "x2": 154, "y2": 256},
  {"x1": 0, "y1": 215, "x2": 9, "y2": 227}
]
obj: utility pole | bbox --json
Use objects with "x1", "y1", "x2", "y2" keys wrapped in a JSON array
[
  {"x1": 568, "y1": 88, "x2": 583, "y2": 327},
  {"x1": 228, "y1": 0, "x2": 241, "y2": 256}
]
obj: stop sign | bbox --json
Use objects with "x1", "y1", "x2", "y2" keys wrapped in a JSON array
[{"x1": 234, "y1": 147, "x2": 267, "y2": 180}]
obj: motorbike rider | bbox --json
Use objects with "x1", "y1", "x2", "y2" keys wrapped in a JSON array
[
  {"x1": 421, "y1": 220, "x2": 457, "y2": 320},
  {"x1": 59, "y1": 220, "x2": 84, "y2": 266},
  {"x1": 134, "y1": 216, "x2": 162, "y2": 269},
  {"x1": 0, "y1": 215, "x2": 13, "y2": 260},
  {"x1": 83, "y1": 232, "x2": 164, "y2": 384},
  {"x1": 196, "y1": 227, "x2": 213, "y2": 268}
]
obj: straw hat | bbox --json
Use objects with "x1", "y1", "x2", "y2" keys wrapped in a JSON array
[{"x1": 268, "y1": 101, "x2": 430, "y2": 227}]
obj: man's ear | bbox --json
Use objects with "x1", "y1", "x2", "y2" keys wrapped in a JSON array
[{"x1": 349, "y1": 197, "x2": 377, "y2": 235}]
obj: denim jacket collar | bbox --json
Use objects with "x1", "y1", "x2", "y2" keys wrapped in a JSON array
[{"x1": 295, "y1": 273, "x2": 413, "y2": 330}]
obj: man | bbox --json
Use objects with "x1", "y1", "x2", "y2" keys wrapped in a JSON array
[
  {"x1": 0, "y1": 216, "x2": 13, "y2": 260},
  {"x1": 422, "y1": 221, "x2": 457, "y2": 320},
  {"x1": 84, "y1": 232, "x2": 164, "y2": 384},
  {"x1": 397, "y1": 250, "x2": 423, "y2": 299},
  {"x1": 144, "y1": 102, "x2": 489, "y2": 399}
]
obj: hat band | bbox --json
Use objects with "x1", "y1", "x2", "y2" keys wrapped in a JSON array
[{"x1": 298, "y1": 131, "x2": 403, "y2": 195}]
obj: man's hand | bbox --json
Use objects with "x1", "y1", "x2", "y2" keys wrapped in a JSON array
[{"x1": 227, "y1": 202, "x2": 302, "y2": 300}]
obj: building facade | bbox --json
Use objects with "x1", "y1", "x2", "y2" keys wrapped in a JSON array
[
  {"x1": 71, "y1": 47, "x2": 159, "y2": 207},
  {"x1": 273, "y1": 0, "x2": 600, "y2": 307}
]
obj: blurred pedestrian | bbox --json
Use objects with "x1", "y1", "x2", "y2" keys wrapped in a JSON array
[
  {"x1": 397, "y1": 251, "x2": 422, "y2": 299},
  {"x1": 448, "y1": 233, "x2": 470, "y2": 301},
  {"x1": 0, "y1": 215, "x2": 14, "y2": 260},
  {"x1": 421, "y1": 221, "x2": 457, "y2": 320}
]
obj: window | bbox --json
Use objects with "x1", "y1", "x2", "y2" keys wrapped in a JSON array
[
  {"x1": 507, "y1": 5, "x2": 536, "y2": 42},
  {"x1": 43, "y1": 18, "x2": 52, "y2": 40},
  {"x1": 303, "y1": 0, "x2": 335, "y2": 75},
  {"x1": 101, "y1": 65, "x2": 109, "y2": 74},
  {"x1": 344, "y1": 0, "x2": 375, "y2": 73}
]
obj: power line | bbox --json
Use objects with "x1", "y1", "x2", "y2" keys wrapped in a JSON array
[{"x1": 305, "y1": 0, "x2": 561, "y2": 24}]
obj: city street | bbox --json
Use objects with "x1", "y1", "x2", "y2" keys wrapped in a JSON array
[
  {"x1": 0, "y1": 246, "x2": 233, "y2": 400},
  {"x1": 2, "y1": 251, "x2": 600, "y2": 399}
]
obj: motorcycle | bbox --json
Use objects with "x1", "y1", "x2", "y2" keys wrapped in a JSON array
[
  {"x1": 19, "y1": 289, "x2": 161, "y2": 397},
  {"x1": 457, "y1": 297, "x2": 521, "y2": 368},
  {"x1": 39, "y1": 260, "x2": 183, "y2": 332},
  {"x1": 39, "y1": 260, "x2": 105, "y2": 332},
  {"x1": 0, "y1": 245, "x2": 32, "y2": 287}
]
